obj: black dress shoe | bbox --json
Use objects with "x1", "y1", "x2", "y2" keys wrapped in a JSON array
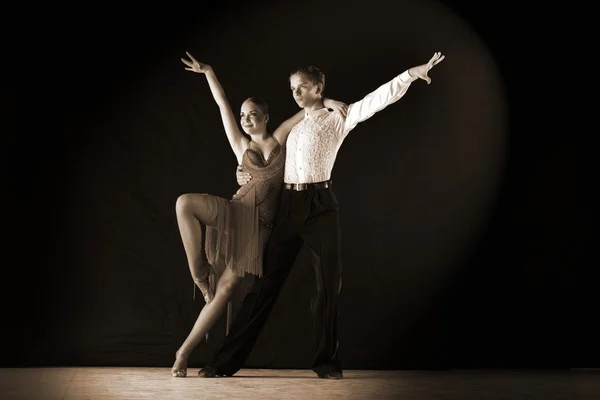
[
  {"x1": 317, "y1": 371, "x2": 343, "y2": 379},
  {"x1": 198, "y1": 365, "x2": 222, "y2": 378}
]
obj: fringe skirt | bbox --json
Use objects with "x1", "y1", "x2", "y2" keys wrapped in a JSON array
[{"x1": 200, "y1": 185, "x2": 269, "y2": 334}]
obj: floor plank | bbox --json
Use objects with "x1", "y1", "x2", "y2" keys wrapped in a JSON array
[{"x1": 1, "y1": 367, "x2": 597, "y2": 399}]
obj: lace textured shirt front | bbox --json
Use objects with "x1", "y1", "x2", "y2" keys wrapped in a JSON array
[{"x1": 284, "y1": 70, "x2": 417, "y2": 184}]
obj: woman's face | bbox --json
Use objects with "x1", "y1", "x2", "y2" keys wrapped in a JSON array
[{"x1": 240, "y1": 101, "x2": 268, "y2": 135}]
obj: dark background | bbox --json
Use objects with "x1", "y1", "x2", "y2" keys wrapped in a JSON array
[{"x1": 8, "y1": 0, "x2": 593, "y2": 369}]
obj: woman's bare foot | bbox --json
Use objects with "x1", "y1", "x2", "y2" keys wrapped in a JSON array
[{"x1": 171, "y1": 349, "x2": 189, "y2": 377}]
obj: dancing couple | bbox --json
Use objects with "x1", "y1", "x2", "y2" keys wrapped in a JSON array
[{"x1": 171, "y1": 50, "x2": 445, "y2": 379}]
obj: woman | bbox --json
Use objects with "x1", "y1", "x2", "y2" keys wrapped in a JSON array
[{"x1": 171, "y1": 52, "x2": 347, "y2": 377}]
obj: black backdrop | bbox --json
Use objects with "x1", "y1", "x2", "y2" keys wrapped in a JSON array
[{"x1": 8, "y1": 0, "x2": 593, "y2": 369}]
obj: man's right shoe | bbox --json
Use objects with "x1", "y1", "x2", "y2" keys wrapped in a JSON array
[
  {"x1": 198, "y1": 365, "x2": 223, "y2": 378},
  {"x1": 317, "y1": 370, "x2": 343, "y2": 380}
]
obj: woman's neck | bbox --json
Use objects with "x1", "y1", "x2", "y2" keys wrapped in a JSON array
[{"x1": 249, "y1": 132, "x2": 270, "y2": 143}]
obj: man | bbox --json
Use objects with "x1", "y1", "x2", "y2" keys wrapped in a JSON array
[{"x1": 199, "y1": 52, "x2": 445, "y2": 379}]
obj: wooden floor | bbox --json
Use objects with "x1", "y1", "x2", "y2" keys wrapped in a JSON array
[{"x1": 1, "y1": 367, "x2": 597, "y2": 399}]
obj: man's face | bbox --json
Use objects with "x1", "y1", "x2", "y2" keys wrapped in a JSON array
[{"x1": 289, "y1": 73, "x2": 322, "y2": 109}]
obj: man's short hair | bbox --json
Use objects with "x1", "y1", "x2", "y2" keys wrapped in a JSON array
[{"x1": 289, "y1": 65, "x2": 325, "y2": 95}]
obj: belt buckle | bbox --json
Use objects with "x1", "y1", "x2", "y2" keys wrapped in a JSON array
[{"x1": 295, "y1": 183, "x2": 307, "y2": 191}]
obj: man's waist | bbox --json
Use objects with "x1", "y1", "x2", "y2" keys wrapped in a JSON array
[{"x1": 283, "y1": 180, "x2": 332, "y2": 191}]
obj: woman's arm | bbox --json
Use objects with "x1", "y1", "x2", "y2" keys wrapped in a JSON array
[
  {"x1": 272, "y1": 109, "x2": 305, "y2": 145},
  {"x1": 182, "y1": 52, "x2": 249, "y2": 162},
  {"x1": 272, "y1": 98, "x2": 348, "y2": 145}
]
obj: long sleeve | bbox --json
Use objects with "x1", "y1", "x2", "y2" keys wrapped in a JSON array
[{"x1": 342, "y1": 70, "x2": 417, "y2": 137}]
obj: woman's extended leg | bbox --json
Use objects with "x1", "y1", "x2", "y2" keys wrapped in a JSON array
[{"x1": 171, "y1": 267, "x2": 243, "y2": 376}]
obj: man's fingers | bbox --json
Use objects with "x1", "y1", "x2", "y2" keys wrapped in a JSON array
[
  {"x1": 431, "y1": 53, "x2": 445, "y2": 66},
  {"x1": 236, "y1": 165, "x2": 252, "y2": 185}
]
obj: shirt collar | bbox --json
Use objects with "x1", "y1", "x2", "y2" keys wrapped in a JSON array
[{"x1": 304, "y1": 107, "x2": 330, "y2": 118}]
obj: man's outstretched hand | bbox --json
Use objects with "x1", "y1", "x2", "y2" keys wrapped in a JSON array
[{"x1": 408, "y1": 52, "x2": 445, "y2": 84}]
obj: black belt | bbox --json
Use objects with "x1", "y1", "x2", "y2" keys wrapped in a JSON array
[{"x1": 283, "y1": 180, "x2": 332, "y2": 191}]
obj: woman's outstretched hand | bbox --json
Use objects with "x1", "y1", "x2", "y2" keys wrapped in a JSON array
[{"x1": 181, "y1": 51, "x2": 213, "y2": 74}]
